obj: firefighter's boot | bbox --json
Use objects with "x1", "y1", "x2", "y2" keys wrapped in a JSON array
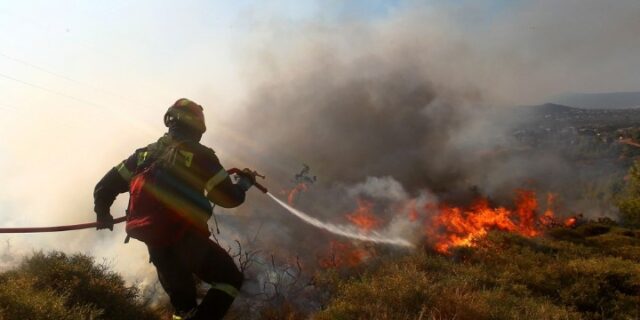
[{"x1": 190, "y1": 285, "x2": 238, "y2": 320}]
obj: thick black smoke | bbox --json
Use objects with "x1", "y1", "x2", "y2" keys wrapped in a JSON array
[
  {"x1": 219, "y1": 0, "x2": 640, "y2": 206},
  {"x1": 243, "y1": 66, "x2": 478, "y2": 193}
]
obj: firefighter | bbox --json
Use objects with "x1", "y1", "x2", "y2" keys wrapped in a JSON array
[{"x1": 93, "y1": 98, "x2": 253, "y2": 319}]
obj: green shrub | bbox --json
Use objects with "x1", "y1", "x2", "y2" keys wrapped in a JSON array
[
  {"x1": 315, "y1": 253, "x2": 580, "y2": 320},
  {"x1": 316, "y1": 259, "x2": 433, "y2": 319},
  {"x1": 616, "y1": 198, "x2": 640, "y2": 227},
  {"x1": 0, "y1": 251, "x2": 160, "y2": 320},
  {"x1": 0, "y1": 276, "x2": 100, "y2": 319},
  {"x1": 616, "y1": 161, "x2": 640, "y2": 228}
]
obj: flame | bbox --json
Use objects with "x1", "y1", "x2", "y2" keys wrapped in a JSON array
[
  {"x1": 286, "y1": 183, "x2": 308, "y2": 205},
  {"x1": 406, "y1": 199, "x2": 419, "y2": 222},
  {"x1": 284, "y1": 176, "x2": 573, "y2": 266},
  {"x1": 319, "y1": 199, "x2": 382, "y2": 268},
  {"x1": 319, "y1": 240, "x2": 369, "y2": 268},
  {"x1": 564, "y1": 217, "x2": 577, "y2": 228},
  {"x1": 345, "y1": 199, "x2": 380, "y2": 231},
  {"x1": 426, "y1": 190, "x2": 555, "y2": 254},
  {"x1": 540, "y1": 193, "x2": 557, "y2": 227},
  {"x1": 563, "y1": 214, "x2": 583, "y2": 228}
]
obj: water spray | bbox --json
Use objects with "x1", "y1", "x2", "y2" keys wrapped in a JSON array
[
  {"x1": 266, "y1": 192, "x2": 414, "y2": 247},
  {"x1": 228, "y1": 168, "x2": 414, "y2": 248}
]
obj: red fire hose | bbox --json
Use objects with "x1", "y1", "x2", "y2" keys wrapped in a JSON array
[
  {"x1": 0, "y1": 216, "x2": 127, "y2": 233},
  {"x1": 0, "y1": 169, "x2": 267, "y2": 234}
]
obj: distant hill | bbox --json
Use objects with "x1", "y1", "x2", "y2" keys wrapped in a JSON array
[
  {"x1": 513, "y1": 103, "x2": 640, "y2": 128},
  {"x1": 524, "y1": 103, "x2": 577, "y2": 115},
  {"x1": 551, "y1": 92, "x2": 640, "y2": 109}
]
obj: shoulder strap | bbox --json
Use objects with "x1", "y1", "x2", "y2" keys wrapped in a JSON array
[{"x1": 133, "y1": 137, "x2": 187, "y2": 174}]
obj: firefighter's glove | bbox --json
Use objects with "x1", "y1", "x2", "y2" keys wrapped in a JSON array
[
  {"x1": 236, "y1": 168, "x2": 256, "y2": 192},
  {"x1": 95, "y1": 207, "x2": 114, "y2": 231}
]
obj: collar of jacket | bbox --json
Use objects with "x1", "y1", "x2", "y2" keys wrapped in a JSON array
[{"x1": 168, "y1": 125, "x2": 203, "y2": 142}]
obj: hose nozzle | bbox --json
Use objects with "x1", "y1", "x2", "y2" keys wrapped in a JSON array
[{"x1": 228, "y1": 168, "x2": 268, "y2": 193}]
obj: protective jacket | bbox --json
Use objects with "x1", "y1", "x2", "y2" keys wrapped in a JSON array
[{"x1": 94, "y1": 133, "x2": 245, "y2": 236}]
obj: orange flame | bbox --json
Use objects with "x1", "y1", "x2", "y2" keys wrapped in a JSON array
[
  {"x1": 286, "y1": 183, "x2": 308, "y2": 205},
  {"x1": 426, "y1": 190, "x2": 555, "y2": 254},
  {"x1": 319, "y1": 240, "x2": 369, "y2": 268},
  {"x1": 303, "y1": 182, "x2": 573, "y2": 268},
  {"x1": 345, "y1": 199, "x2": 381, "y2": 231},
  {"x1": 407, "y1": 200, "x2": 419, "y2": 222},
  {"x1": 319, "y1": 199, "x2": 382, "y2": 268},
  {"x1": 564, "y1": 217, "x2": 577, "y2": 228},
  {"x1": 540, "y1": 193, "x2": 557, "y2": 227}
]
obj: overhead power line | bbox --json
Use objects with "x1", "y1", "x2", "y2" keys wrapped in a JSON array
[
  {"x1": 0, "y1": 71, "x2": 109, "y2": 110},
  {"x1": 0, "y1": 71, "x2": 157, "y2": 135},
  {"x1": 0, "y1": 51, "x2": 149, "y2": 109}
]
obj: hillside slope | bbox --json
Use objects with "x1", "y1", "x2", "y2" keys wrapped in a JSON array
[{"x1": 313, "y1": 223, "x2": 640, "y2": 320}]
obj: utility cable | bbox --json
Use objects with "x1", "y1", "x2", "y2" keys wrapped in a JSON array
[
  {"x1": 0, "y1": 71, "x2": 109, "y2": 110},
  {"x1": 0, "y1": 51, "x2": 149, "y2": 108}
]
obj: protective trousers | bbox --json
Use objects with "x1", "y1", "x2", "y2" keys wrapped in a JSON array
[{"x1": 148, "y1": 231, "x2": 243, "y2": 319}]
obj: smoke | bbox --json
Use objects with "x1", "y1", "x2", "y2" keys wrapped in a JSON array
[
  {"x1": 0, "y1": 103, "x2": 159, "y2": 288},
  {"x1": 236, "y1": 1, "x2": 636, "y2": 188},
  {"x1": 207, "y1": 0, "x2": 640, "y2": 275}
]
